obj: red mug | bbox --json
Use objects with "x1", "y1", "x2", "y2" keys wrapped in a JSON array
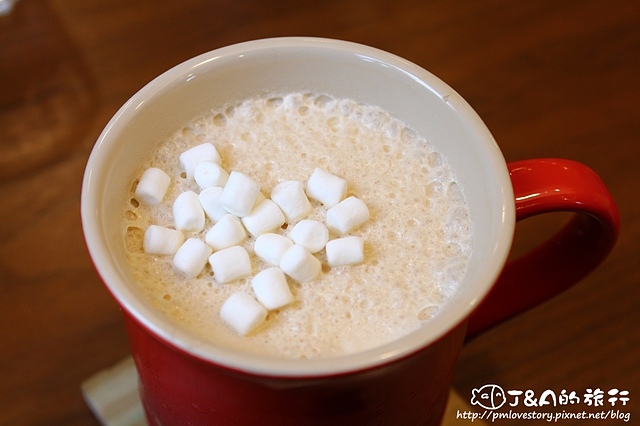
[{"x1": 81, "y1": 38, "x2": 619, "y2": 425}]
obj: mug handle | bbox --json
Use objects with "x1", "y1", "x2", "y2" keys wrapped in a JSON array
[{"x1": 466, "y1": 158, "x2": 620, "y2": 338}]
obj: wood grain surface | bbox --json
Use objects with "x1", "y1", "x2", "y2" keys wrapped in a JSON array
[{"x1": 1, "y1": 1, "x2": 638, "y2": 425}]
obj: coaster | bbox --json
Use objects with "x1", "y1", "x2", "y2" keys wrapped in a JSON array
[
  {"x1": 81, "y1": 357, "x2": 145, "y2": 426},
  {"x1": 82, "y1": 356, "x2": 484, "y2": 425},
  {"x1": 442, "y1": 388, "x2": 488, "y2": 425}
]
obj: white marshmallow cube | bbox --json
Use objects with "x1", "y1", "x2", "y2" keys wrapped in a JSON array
[
  {"x1": 305, "y1": 168, "x2": 347, "y2": 207},
  {"x1": 173, "y1": 238, "x2": 213, "y2": 278},
  {"x1": 205, "y1": 214, "x2": 247, "y2": 251},
  {"x1": 241, "y1": 199, "x2": 285, "y2": 238},
  {"x1": 220, "y1": 171, "x2": 261, "y2": 217},
  {"x1": 179, "y1": 142, "x2": 221, "y2": 179},
  {"x1": 326, "y1": 196, "x2": 370, "y2": 235},
  {"x1": 326, "y1": 236, "x2": 365, "y2": 267},
  {"x1": 251, "y1": 267, "x2": 294, "y2": 310},
  {"x1": 279, "y1": 244, "x2": 321, "y2": 283},
  {"x1": 253, "y1": 233, "x2": 294, "y2": 266},
  {"x1": 135, "y1": 167, "x2": 171, "y2": 206},
  {"x1": 194, "y1": 161, "x2": 229, "y2": 190},
  {"x1": 209, "y1": 245, "x2": 252, "y2": 283},
  {"x1": 143, "y1": 225, "x2": 185, "y2": 255},
  {"x1": 173, "y1": 190, "x2": 206, "y2": 232},
  {"x1": 270, "y1": 180, "x2": 311, "y2": 222},
  {"x1": 220, "y1": 292, "x2": 267, "y2": 336},
  {"x1": 288, "y1": 219, "x2": 329, "y2": 253},
  {"x1": 198, "y1": 186, "x2": 227, "y2": 223}
]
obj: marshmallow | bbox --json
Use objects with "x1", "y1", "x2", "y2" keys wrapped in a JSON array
[
  {"x1": 220, "y1": 171, "x2": 261, "y2": 217},
  {"x1": 143, "y1": 225, "x2": 185, "y2": 255},
  {"x1": 241, "y1": 199, "x2": 285, "y2": 238},
  {"x1": 279, "y1": 244, "x2": 321, "y2": 283},
  {"x1": 204, "y1": 214, "x2": 247, "y2": 251},
  {"x1": 220, "y1": 292, "x2": 267, "y2": 336},
  {"x1": 209, "y1": 245, "x2": 252, "y2": 283},
  {"x1": 326, "y1": 196, "x2": 370, "y2": 235},
  {"x1": 172, "y1": 238, "x2": 213, "y2": 278},
  {"x1": 326, "y1": 236, "x2": 365, "y2": 267},
  {"x1": 288, "y1": 219, "x2": 329, "y2": 253},
  {"x1": 305, "y1": 168, "x2": 347, "y2": 207},
  {"x1": 253, "y1": 233, "x2": 294, "y2": 266},
  {"x1": 194, "y1": 161, "x2": 229, "y2": 190},
  {"x1": 270, "y1": 180, "x2": 311, "y2": 222},
  {"x1": 135, "y1": 167, "x2": 171, "y2": 206},
  {"x1": 201, "y1": 187, "x2": 265, "y2": 223},
  {"x1": 198, "y1": 186, "x2": 227, "y2": 223},
  {"x1": 179, "y1": 142, "x2": 221, "y2": 179},
  {"x1": 251, "y1": 267, "x2": 294, "y2": 310},
  {"x1": 173, "y1": 190, "x2": 206, "y2": 232}
]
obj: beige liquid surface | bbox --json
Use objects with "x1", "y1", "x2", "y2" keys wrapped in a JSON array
[{"x1": 123, "y1": 92, "x2": 472, "y2": 359}]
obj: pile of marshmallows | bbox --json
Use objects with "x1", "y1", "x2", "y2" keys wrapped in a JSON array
[{"x1": 134, "y1": 142, "x2": 370, "y2": 336}]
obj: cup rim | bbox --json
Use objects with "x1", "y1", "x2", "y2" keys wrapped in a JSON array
[{"x1": 81, "y1": 37, "x2": 514, "y2": 377}]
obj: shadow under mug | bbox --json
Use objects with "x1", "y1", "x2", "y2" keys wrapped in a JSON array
[{"x1": 81, "y1": 38, "x2": 619, "y2": 425}]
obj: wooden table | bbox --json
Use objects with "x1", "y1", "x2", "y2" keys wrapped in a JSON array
[{"x1": 1, "y1": 1, "x2": 638, "y2": 424}]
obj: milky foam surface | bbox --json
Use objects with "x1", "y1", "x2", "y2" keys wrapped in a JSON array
[{"x1": 122, "y1": 92, "x2": 473, "y2": 359}]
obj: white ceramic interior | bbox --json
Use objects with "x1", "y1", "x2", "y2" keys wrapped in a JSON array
[{"x1": 81, "y1": 37, "x2": 514, "y2": 376}]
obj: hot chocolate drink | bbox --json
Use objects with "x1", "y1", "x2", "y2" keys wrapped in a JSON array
[{"x1": 122, "y1": 91, "x2": 472, "y2": 359}]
